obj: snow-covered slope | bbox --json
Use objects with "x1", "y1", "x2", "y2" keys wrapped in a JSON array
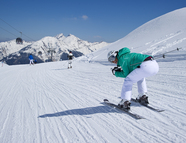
[
  {"x1": 0, "y1": 34, "x2": 109, "y2": 65},
  {"x1": 0, "y1": 8, "x2": 186, "y2": 143},
  {"x1": 83, "y1": 7, "x2": 186, "y2": 63}
]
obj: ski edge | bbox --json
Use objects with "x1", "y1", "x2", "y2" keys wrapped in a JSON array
[
  {"x1": 103, "y1": 99, "x2": 145, "y2": 120},
  {"x1": 131, "y1": 98, "x2": 165, "y2": 112}
]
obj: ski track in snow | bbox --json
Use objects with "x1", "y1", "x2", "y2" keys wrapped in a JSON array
[{"x1": 0, "y1": 58, "x2": 186, "y2": 143}]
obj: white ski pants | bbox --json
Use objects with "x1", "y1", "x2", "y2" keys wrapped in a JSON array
[
  {"x1": 68, "y1": 60, "x2": 72, "y2": 68},
  {"x1": 30, "y1": 59, "x2": 34, "y2": 65},
  {"x1": 121, "y1": 60, "x2": 159, "y2": 100}
]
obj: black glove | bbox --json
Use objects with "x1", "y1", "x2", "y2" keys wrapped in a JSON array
[{"x1": 111, "y1": 67, "x2": 122, "y2": 75}]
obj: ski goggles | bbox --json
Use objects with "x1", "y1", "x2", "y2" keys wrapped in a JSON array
[{"x1": 108, "y1": 55, "x2": 116, "y2": 63}]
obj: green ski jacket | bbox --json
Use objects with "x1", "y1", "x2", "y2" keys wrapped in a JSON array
[{"x1": 115, "y1": 47, "x2": 151, "y2": 78}]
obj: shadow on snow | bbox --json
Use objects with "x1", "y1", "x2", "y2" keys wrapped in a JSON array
[{"x1": 38, "y1": 104, "x2": 119, "y2": 118}]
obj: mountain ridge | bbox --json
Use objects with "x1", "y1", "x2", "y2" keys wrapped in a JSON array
[{"x1": 0, "y1": 34, "x2": 109, "y2": 65}]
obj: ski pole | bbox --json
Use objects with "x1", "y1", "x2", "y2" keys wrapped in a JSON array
[
  {"x1": 130, "y1": 47, "x2": 182, "y2": 66},
  {"x1": 153, "y1": 47, "x2": 182, "y2": 59}
]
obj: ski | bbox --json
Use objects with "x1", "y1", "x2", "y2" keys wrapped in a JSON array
[
  {"x1": 103, "y1": 99, "x2": 145, "y2": 119},
  {"x1": 131, "y1": 98, "x2": 164, "y2": 112}
]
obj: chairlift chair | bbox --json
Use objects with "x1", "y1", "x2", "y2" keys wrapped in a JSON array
[
  {"x1": 16, "y1": 37, "x2": 23, "y2": 44},
  {"x1": 16, "y1": 32, "x2": 23, "y2": 44}
]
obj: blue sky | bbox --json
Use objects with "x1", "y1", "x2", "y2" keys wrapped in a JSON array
[{"x1": 0, "y1": 0, "x2": 186, "y2": 43}]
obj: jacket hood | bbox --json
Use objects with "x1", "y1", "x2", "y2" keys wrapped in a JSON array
[{"x1": 117, "y1": 47, "x2": 130, "y2": 58}]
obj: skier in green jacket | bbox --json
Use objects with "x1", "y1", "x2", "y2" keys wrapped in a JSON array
[{"x1": 107, "y1": 47, "x2": 159, "y2": 109}]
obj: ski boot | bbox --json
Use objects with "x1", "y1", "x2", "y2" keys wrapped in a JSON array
[
  {"x1": 118, "y1": 99, "x2": 131, "y2": 110},
  {"x1": 137, "y1": 95, "x2": 149, "y2": 105}
]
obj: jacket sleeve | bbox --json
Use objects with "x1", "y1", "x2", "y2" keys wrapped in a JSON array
[{"x1": 115, "y1": 71, "x2": 126, "y2": 78}]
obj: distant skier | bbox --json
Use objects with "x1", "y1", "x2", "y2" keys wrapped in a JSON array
[
  {"x1": 34, "y1": 59, "x2": 37, "y2": 64},
  {"x1": 107, "y1": 47, "x2": 159, "y2": 109},
  {"x1": 67, "y1": 51, "x2": 74, "y2": 68},
  {"x1": 29, "y1": 54, "x2": 34, "y2": 65}
]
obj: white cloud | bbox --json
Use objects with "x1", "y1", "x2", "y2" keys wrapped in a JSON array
[{"x1": 82, "y1": 15, "x2": 88, "y2": 20}]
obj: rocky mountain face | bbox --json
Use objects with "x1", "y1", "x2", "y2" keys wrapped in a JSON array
[{"x1": 0, "y1": 34, "x2": 109, "y2": 65}]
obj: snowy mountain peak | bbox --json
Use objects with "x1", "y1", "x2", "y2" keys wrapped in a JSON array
[
  {"x1": 67, "y1": 34, "x2": 74, "y2": 37},
  {"x1": 56, "y1": 33, "x2": 65, "y2": 40},
  {"x1": 64, "y1": 34, "x2": 80, "y2": 43}
]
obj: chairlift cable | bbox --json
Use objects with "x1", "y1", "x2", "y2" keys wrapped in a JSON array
[
  {"x1": 0, "y1": 27, "x2": 18, "y2": 37},
  {"x1": 22, "y1": 33, "x2": 35, "y2": 41},
  {"x1": 0, "y1": 18, "x2": 21, "y2": 34},
  {"x1": 0, "y1": 18, "x2": 35, "y2": 41}
]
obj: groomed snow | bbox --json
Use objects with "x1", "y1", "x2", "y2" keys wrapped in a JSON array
[{"x1": 0, "y1": 7, "x2": 186, "y2": 143}]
